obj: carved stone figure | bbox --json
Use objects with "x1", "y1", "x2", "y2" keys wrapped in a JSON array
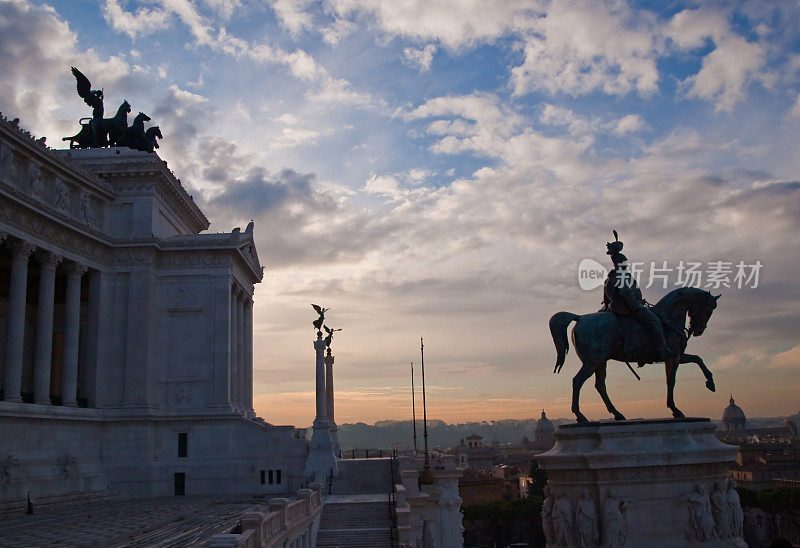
[
  {"x1": 710, "y1": 481, "x2": 731, "y2": 538},
  {"x1": 542, "y1": 485, "x2": 556, "y2": 545},
  {"x1": 55, "y1": 178, "x2": 69, "y2": 211},
  {"x1": 2, "y1": 455, "x2": 19, "y2": 483},
  {"x1": 0, "y1": 143, "x2": 16, "y2": 183},
  {"x1": 687, "y1": 484, "x2": 715, "y2": 542},
  {"x1": 576, "y1": 488, "x2": 599, "y2": 547},
  {"x1": 726, "y1": 478, "x2": 744, "y2": 538},
  {"x1": 58, "y1": 454, "x2": 76, "y2": 478},
  {"x1": 552, "y1": 493, "x2": 573, "y2": 546},
  {"x1": 602, "y1": 492, "x2": 630, "y2": 548},
  {"x1": 80, "y1": 192, "x2": 96, "y2": 226},
  {"x1": 549, "y1": 233, "x2": 720, "y2": 423},
  {"x1": 29, "y1": 162, "x2": 43, "y2": 199}
]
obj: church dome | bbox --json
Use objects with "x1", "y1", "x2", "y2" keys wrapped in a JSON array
[
  {"x1": 722, "y1": 396, "x2": 747, "y2": 431},
  {"x1": 536, "y1": 410, "x2": 554, "y2": 434}
]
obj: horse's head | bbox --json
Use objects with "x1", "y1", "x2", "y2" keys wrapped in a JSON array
[
  {"x1": 687, "y1": 290, "x2": 720, "y2": 336},
  {"x1": 121, "y1": 100, "x2": 131, "y2": 113},
  {"x1": 147, "y1": 126, "x2": 162, "y2": 139},
  {"x1": 135, "y1": 112, "x2": 151, "y2": 123}
]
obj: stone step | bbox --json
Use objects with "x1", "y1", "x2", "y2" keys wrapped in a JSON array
[
  {"x1": 331, "y1": 458, "x2": 394, "y2": 495},
  {"x1": 315, "y1": 527, "x2": 394, "y2": 547}
]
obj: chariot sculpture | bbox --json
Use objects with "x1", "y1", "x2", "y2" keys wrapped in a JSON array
[{"x1": 62, "y1": 67, "x2": 162, "y2": 152}]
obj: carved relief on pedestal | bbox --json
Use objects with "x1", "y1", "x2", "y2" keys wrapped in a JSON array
[
  {"x1": 727, "y1": 478, "x2": 744, "y2": 538},
  {"x1": 687, "y1": 483, "x2": 715, "y2": 542},
  {"x1": 576, "y1": 489, "x2": 599, "y2": 547},
  {"x1": 602, "y1": 491, "x2": 631, "y2": 548},
  {"x1": 552, "y1": 492, "x2": 574, "y2": 546},
  {"x1": 542, "y1": 486, "x2": 556, "y2": 545}
]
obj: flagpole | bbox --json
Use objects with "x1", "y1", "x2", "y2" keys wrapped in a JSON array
[{"x1": 411, "y1": 361, "x2": 418, "y2": 455}]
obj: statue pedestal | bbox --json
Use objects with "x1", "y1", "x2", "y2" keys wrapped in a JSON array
[
  {"x1": 304, "y1": 417, "x2": 338, "y2": 483},
  {"x1": 535, "y1": 418, "x2": 745, "y2": 547}
]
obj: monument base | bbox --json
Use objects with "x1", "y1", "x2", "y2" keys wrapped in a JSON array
[
  {"x1": 535, "y1": 418, "x2": 745, "y2": 547},
  {"x1": 304, "y1": 417, "x2": 338, "y2": 483}
]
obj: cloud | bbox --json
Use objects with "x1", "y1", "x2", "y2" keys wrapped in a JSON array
[
  {"x1": 769, "y1": 345, "x2": 800, "y2": 369},
  {"x1": 403, "y1": 44, "x2": 437, "y2": 72},
  {"x1": 102, "y1": 0, "x2": 172, "y2": 39},
  {"x1": 511, "y1": 0, "x2": 660, "y2": 97},
  {"x1": 613, "y1": 114, "x2": 644, "y2": 135},
  {"x1": 271, "y1": 0, "x2": 315, "y2": 35}
]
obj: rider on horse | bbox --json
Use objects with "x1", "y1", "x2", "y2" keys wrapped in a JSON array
[{"x1": 601, "y1": 232, "x2": 671, "y2": 362}]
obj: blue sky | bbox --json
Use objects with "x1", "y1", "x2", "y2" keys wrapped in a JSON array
[{"x1": 2, "y1": 0, "x2": 799, "y2": 426}]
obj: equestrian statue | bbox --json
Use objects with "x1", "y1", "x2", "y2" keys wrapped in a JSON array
[
  {"x1": 550, "y1": 231, "x2": 720, "y2": 424},
  {"x1": 62, "y1": 67, "x2": 162, "y2": 152}
]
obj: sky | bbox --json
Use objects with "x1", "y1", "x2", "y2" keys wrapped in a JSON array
[{"x1": 1, "y1": 0, "x2": 799, "y2": 428}]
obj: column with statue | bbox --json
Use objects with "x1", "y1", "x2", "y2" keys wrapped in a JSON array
[
  {"x1": 303, "y1": 305, "x2": 338, "y2": 483},
  {"x1": 323, "y1": 326, "x2": 342, "y2": 458}
]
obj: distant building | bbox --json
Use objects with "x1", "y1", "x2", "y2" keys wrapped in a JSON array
[
  {"x1": 723, "y1": 395, "x2": 747, "y2": 432},
  {"x1": 534, "y1": 410, "x2": 555, "y2": 447},
  {"x1": 459, "y1": 468, "x2": 505, "y2": 506},
  {"x1": 453, "y1": 434, "x2": 495, "y2": 471},
  {"x1": 716, "y1": 396, "x2": 800, "y2": 491}
]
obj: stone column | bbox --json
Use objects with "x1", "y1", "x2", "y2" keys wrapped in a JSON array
[
  {"x1": 244, "y1": 297, "x2": 253, "y2": 413},
  {"x1": 315, "y1": 333, "x2": 326, "y2": 421},
  {"x1": 61, "y1": 262, "x2": 86, "y2": 407},
  {"x1": 3, "y1": 240, "x2": 35, "y2": 402},
  {"x1": 33, "y1": 251, "x2": 60, "y2": 404},
  {"x1": 228, "y1": 283, "x2": 239, "y2": 405},
  {"x1": 237, "y1": 291, "x2": 245, "y2": 410},
  {"x1": 325, "y1": 349, "x2": 340, "y2": 456},
  {"x1": 304, "y1": 331, "x2": 337, "y2": 481}
]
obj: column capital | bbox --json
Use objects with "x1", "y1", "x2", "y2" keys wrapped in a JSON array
[
  {"x1": 65, "y1": 261, "x2": 88, "y2": 277},
  {"x1": 36, "y1": 250, "x2": 62, "y2": 269},
  {"x1": 7, "y1": 238, "x2": 35, "y2": 257}
]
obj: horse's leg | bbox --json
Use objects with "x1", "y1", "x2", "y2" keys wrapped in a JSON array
[
  {"x1": 594, "y1": 362, "x2": 626, "y2": 421},
  {"x1": 572, "y1": 362, "x2": 594, "y2": 424},
  {"x1": 680, "y1": 353, "x2": 715, "y2": 392},
  {"x1": 665, "y1": 359, "x2": 684, "y2": 418}
]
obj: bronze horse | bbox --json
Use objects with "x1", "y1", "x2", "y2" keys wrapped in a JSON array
[
  {"x1": 62, "y1": 100, "x2": 130, "y2": 149},
  {"x1": 549, "y1": 287, "x2": 720, "y2": 424}
]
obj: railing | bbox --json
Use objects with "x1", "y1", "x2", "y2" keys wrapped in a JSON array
[
  {"x1": 343, "y1": 448, "x2": 388, "y2": 458},
  {"x1": 207, "y1": 483, "x2": 323, "y2": 548}
]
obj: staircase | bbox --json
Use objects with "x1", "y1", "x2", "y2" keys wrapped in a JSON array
[
  {"x1": 316, "y1": 458, "x2": 396, "y2": 547},
  {"x1": 331, "y1": 458, "x2": 393, "y2": 495}
]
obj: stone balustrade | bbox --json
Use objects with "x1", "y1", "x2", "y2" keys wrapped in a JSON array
[{"x1": 206, "y1": 484, "x2": 322, "y2": 548}]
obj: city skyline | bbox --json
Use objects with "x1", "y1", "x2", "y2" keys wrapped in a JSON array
[{"x1": 1, "y1": 0, "x2": 798, "y2": 427}]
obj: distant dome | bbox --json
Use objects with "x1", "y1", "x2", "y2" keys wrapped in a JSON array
[
  {"x1": 535, "y1": 410, "x2": 555, "y2": 445},
  {"x1": 722, "y1": 396, "x2": 747, "y2": 431},
  {"x1": 536, "y1": 410, "x2": 554, "y2": 434}
]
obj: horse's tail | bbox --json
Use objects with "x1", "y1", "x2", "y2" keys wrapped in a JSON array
[{"x1": 549, "y1": 312, "x2": 580, "y2": 374}]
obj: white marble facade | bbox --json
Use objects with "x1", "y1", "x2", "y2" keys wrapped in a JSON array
[{"x1": 0, "y1": 116, "x2": 308, "y2": 505}]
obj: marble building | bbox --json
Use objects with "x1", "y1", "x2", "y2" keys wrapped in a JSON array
[{"x1": 0, "y1": 115, "x2": 308, "y2": 506}]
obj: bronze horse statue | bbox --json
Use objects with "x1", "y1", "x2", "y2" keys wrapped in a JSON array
[
  {"x1": 550, "y1": 287, "x2": 720, "y2": 424},
  {"x1": 62, "y1": 100, "x2": 130, "y2": 148}
]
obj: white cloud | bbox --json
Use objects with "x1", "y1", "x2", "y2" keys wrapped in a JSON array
[
  {"x1": 362, "y1": 173, "x2": 404, "y2": 200},
  {"x1": 326, "y1": 0, "x2": 540, "y2": 50},
  {"x1": 102, "y1": 0, "x2": 172, "y2": 39},
  {"x1": 768, "y1": 344, "x2": 800, "y2": 369},
  {"x1": 511, "y1": 0, "x2": 660, "y2": 97},
  {"x1": 613, "y1": 113, "x2": 644, "y2": 135},
  {"x1": 271, "y1": 0, "x2": 315, "y2": 35},
  {"x1": 667, "y1": 8, "x2": 767, "y2": 112},
  {"x1": 403, "y1": 44, "x2": 437, "y2": 72}
]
